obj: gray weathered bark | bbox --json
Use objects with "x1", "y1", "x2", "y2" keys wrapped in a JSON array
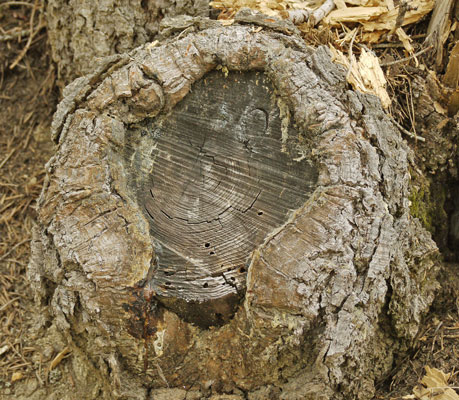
[
  {"x1": 28, "y1": 22, "x2": 440, "y2": 400},
  {"x1": 46, "y1": 0, "x2": 210, "y2": 87}
]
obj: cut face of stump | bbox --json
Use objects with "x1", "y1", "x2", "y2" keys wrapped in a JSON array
[{"x1": 128, "y1": 71, "x2": 318, "y2": 327}]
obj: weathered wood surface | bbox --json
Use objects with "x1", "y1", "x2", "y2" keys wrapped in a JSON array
[
  {"x1": 28, "y1": 23, "x2": 440, "y2": 400},
  {"x1": 128, "y1": 71, "x2": 317, "y2": 327},
  {"x1": 46, "y1": 0, "x2": 210, "y2": 87}
]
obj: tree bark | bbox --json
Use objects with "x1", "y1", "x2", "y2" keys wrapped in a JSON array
[
  {"x1": 46, "y1": 0, "x2": 210, "y2": 87},
  {"x1": 29, "y1": 22, "x2": 441, "y2": 400}
]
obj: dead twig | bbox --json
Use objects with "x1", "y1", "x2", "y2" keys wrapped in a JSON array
[
  {"x1": 0, "y1": 239, "x2": 30, "y2": 262},
  {"x1": 406, "y1": 78, "x2": 418, "y2": 140},
  {"x1": 373, "y1": 42, "x2": 411, "y2": 49},
  {"x1": 6, "y1": 340, "x2": 31, "y2": 368},
  {"x1": 389, "y1": 1, "x2": 411, "y2": 35},
  {"x1": 0, "y1": 297, "x2": 21, "y2": 312},
  {"x1": 389, "y1": 116, "x2": 426, "y2": 142},
  {"x1": 0, "y1": 28, "x2": 33, "y2": 42},
  {"x1": 281, "y1": 9, "x2": 310, "y2": 24},
  {"x1": 9, "y1": 0, "x2": 43, "y2": 70},
  {"x1": 0, "y1": 148, "x2": 16, "y2": 169},
  {"x1": 310, "y1": 0, "x2": 335, "y2": 26},
  {"x1": 0, "y1": 1, "x2": 38, "y2": 7},
  {"x1": 48, "y1": 347, "x2": 71, "y2": 371},
  {"x1": 380, "y1": 46, "x2": 433, "y2": 67}
]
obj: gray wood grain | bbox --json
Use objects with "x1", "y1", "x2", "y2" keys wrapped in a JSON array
[{"x1": 127, "y1": 71, "x2": 317, "y2": 326}]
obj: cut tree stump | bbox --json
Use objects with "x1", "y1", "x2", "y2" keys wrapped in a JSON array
[
  {"x1": 46, "y1": 0, "x2": 210, "y2": 87},
  {"x1": 28, "y1": 23, "x2": 440, "y2": 400}
]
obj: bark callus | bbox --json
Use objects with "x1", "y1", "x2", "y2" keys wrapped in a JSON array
[{"x1": 122, "y1": 285, "x2": 160, "y2": 340}]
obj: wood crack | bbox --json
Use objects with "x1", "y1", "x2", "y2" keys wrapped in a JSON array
[{"x1": 129, "y1": 70, "x2": 318, "y2": 327}]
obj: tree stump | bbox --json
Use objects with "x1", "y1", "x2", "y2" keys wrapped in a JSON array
[
  {"x1": 29, "y1": 24, "x2": 440, "y2": 400},
  {"x1": 46, "y1": 0, "x2": 210, "y2": 87}
]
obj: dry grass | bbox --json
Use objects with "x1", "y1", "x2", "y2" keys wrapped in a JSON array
[{"x1": 0, "y1": 0, "x2": 56, "y2": 390}]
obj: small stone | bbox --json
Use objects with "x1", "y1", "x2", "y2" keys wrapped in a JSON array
[
  {"x1": 149, "y1": 388, "x2": 187, "y2": 400},
  {"x1": 48, "y1": 369, "x2": 62, "y2": 384},
  {"x1": 11, "y1": 372, "x2": 24, "y2": 383},
  {"x1": 185, "y1": 391, "x2": 202, "y2": 400},
  {"x1": 25, "y1": 378, "x2": 38, "y2": 395},
  {"x1": 0, "y1": 345, "x2": 9, "y2": 356},
  {"x1": 41, "y1": 345, "x2": 55, "y2": 361}
]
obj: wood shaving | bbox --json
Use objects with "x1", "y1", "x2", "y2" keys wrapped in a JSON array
[
  {"x1": 413, "y1": 366, "x2": 459, "y2": 400},
  {"x1": 48, "y1": 347, "x2": 71, "y2": 371},
  {"x1": 330, "y1": 45, "x2": 391, "y2": 108}
]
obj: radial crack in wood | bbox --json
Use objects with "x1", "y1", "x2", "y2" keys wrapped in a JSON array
[{"x1": 127, "y1": 71, "x2": 318, "y2": 327}]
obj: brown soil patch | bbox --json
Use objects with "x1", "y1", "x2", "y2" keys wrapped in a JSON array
[{"x1": 0, "y1": 1, "x2": 57, "y2": 395}]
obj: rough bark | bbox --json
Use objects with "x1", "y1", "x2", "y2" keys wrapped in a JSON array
[
  {"x1": 405, "y1": 71, "x2": 459, "y2": 257},
  {"x1": 28, "y1": 23, "x2": 440, "y2": 400},
  {"x1": 46, "y1": 0, "x2": 210, "y2": 87}
]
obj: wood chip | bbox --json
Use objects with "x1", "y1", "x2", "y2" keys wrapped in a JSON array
[
  {"x1": 330, "y1": 46, "x2": 391, "y2": 108},
  {"x1": 333, "y1": 0, "x2": 347, "y2": 10},
  {"x1": 413, "y1": 366, "x2": 459, "y2": 400},
  {"x1": 324, "y1": 6, "x2": 388, "y2": 25},
  {"x1": 433, "y1": 101, "x2": 447, "y2": 115},
  {"x1": 447, "y1": 89, "x2": 459, "y2": 116},
  {"x1": 219, "y1": 18, "x2": 235, "y2": 25},
  {"x1": 211, "y1": 0, "x2": 325, "y2": 23},
  {"x1": 48, "y1": 346, "x2": 71, "y2": 371},
  {"x1": 361, "y1": 0, "x2": 434, "y2": 31},
  {"x1": 358, "y1": 48, "x2": 391, "y2": 108},
  {"x1": 361, "y1": 31, "x2": 385, "y2": 43},
  {"x1": 443, "y1": 41, "x2": 459, "y2": 88},
  {"x1": 11, "y1": 372, "x2": 24, "y2": 382},
  {"x1": 210, "y1": 0, "x2": 434, "y2": 36},
  {"x1": 396, "y1": 27, "x2": 414, "y2": 55}
]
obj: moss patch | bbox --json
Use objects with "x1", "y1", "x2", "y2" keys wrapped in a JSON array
[{"x1": 409, "y1": 180, "x2": 448, "y2": 248}]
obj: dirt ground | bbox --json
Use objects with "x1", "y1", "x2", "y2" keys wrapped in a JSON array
[{"x1": 0, "y1": 1, "x2": 458, "y2": 399}]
